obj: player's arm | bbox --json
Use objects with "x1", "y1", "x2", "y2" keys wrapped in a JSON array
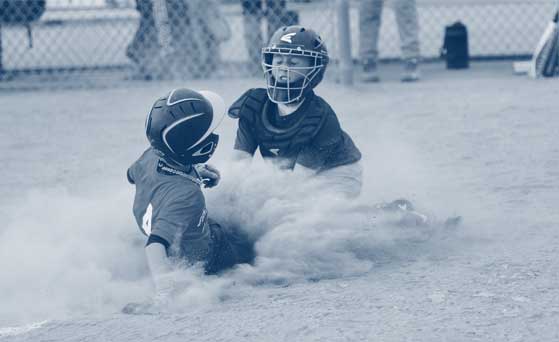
[
  {"x1": 144, "y1": 235, "x2": 175, "y2": 306},
  {"x1": 145, "y1": 237, "x2": 171, "y2": 274},
  {"x1": 228, "y1": 88, "x2": 267, "y2": 159},
  {"x1": 143, "y1": 191, "x2": 207, "y2": 306},
  {"x1": 233, "y1": 116, "x2": 258, "y2": 158},
  {"x1": 151, "y1": 0, "x2": 172, "y2": 54},
  {"x1": 194, "y1": 163, "x2": 221, "y2": 188},
  {"x1": 122, "y1": 235, "x2": 174, "y2": 314}
]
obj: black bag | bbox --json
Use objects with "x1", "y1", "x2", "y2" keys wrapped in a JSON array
[
  {"x1": 441, "y1": 21, "x2": 469, "y2": 69},
  {"x1": 1, "y1": 0, "x2": 46, "y2": 48},
  {"x1": 0, "y1": 0, "x2": 46, "y2": 25}
]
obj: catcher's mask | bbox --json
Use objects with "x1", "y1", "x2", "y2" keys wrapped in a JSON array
[{"x1": 262, "y1": 25, "x2": 329, "y2": 104}]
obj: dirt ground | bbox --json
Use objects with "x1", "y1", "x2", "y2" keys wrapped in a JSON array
[{"x1": 1, "y1": 61, "x2": 558, "y2": 341}]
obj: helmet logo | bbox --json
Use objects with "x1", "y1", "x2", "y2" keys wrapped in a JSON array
[
  {"x1": 315, "y1": 35, "x2": 324, "y2": 48},
  {"x1": 280, "y1": 32, "x2": 296, "y2": 43}
]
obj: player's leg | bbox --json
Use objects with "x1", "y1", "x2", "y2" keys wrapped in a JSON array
[
  {"x1": 0, "y1": 24, "x2": 3, "y2": 79},
  {"x1": 265, "y1": 0, "x2": 287, "y2": 41},
  {"x1": 195, "y1": 0, "x2": 221, "y2": 78},
  {"x1": 358, "y1": 0, "x2": 384, "y2": 82},
  {"x1": 126, "y1": 0, "x2": 160, "y2": 79},
  {"x1": 135, "y1": 0, "x2": 174, "y2": 79},
  {"x1": 530, "y1": 8, "x2": 559, "y2": 78},
  {"x1": 167, "y1": 0, "x2": 201, "y2": 78},
  {"x1": 206, "y1": 219, "x2": 256, "y2": 275},
  {"x1": 242, "y1": 0, "x2": 264, "y2": 75},
  {"x1": 151, "y1": 0, "x2": 172, "y2": 52},
  {"x1": 393, "y1": 0, "x2": 421, "y2": 82},
  {"x1": 313, "y1": 161, "x2": 363, "y2": 199}
]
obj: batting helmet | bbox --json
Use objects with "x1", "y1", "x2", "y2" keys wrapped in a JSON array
[{"x1": 145, "y1": 88, "x2": 225, "y2": 165}]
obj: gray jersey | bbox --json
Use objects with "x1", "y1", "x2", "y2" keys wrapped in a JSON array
[{"x1": 127, "y1": 148, "x2": 211, "y2": 263}]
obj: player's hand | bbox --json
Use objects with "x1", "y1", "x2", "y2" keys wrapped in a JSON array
[
  {"x1": 195, "y1": 164, "x2": 221, "y2": 188},
  {"x1": 122, "y1": 273, "x2": 175, "y2": 315},
  {"x1": 153, "y1": 272, "x2": 176, "y2": 305}
]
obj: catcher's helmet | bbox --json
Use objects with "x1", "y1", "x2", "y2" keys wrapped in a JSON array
[
  {"x1": 145, "y1": 88, "x2": 225, "y2": 165},
  {"x1": 262, "y1": 25, "x2": 329, "y2": 104}
]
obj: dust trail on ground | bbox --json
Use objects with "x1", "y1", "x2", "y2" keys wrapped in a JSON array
[
  {"x1": 205, "y1": 153, "x2": 465, "y2": 287},
  {"x1": 0, "y1": 185, "x2": 150, "y2": 326},
  {"x1": 0, "y1": 135, "x2": 468, "y2": 325}
]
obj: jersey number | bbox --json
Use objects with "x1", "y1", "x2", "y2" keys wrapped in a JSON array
[{"x1": 142, "y1": 203, "x2": 153, "y2": 236}]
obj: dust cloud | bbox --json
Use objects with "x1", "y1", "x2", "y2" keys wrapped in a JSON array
[{"x1": 0, "y1": 132, "x2": 466, "y2": 326}]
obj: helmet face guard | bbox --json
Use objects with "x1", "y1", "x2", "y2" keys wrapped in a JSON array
[
  {"x1": 262, "y1": 47, "x2": 328, "y2": 104},
  {"x1": 163, "y1": 132, "x2": 219, "y2": 165}
]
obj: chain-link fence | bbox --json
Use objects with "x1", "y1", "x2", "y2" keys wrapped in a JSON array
[{"x1": 0, "y1": 0, "x2": 557, "y2": 87}]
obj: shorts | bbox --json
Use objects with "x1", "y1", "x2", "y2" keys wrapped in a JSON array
[{"x1": 205, "y1": 219, "x2": 256, "y2": 275}]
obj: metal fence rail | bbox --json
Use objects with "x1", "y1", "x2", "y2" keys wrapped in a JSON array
[{"x1": 0, "y1": 0, "x2": 556, "y2": 85}]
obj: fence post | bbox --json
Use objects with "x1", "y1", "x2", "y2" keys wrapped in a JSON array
[
  {"x1": 0, "y1": 25, "x2": 3, "y2": 76},
  {"x1": 336, "y1": 0, "x2": 353, "y2": 85}
]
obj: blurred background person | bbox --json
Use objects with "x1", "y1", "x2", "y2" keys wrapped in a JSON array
[
  {"x1": 358, "y1": 0, "x2": 421, "y2": 82},
  {"x1": 241, "y1": 0, "x2": 288, "y2": 75},
  {"x1": 0, "y1": 23, "x2": 3, "y2": 79},
  {"x1": 126, "y1": 0, "x2": 228, "y2": 80},
  {"x1": 0, "y1": 0, "x2": 47, "y2": 80},
  {"x1": 126, "y1": 0, "x2": 159, "y2": 79},
  {"x1": 184, "y1": 0, "x2": 229, "y2": 78}
]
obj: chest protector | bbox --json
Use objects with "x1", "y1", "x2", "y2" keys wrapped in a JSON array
[{"x1": 229, "y1": 88, "x2": 328, "y2": 160}]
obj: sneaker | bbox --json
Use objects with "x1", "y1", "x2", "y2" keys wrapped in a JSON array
[
  {"x1": 376, "y1": 199, "x2": 429, "y2": 226},
  {"x1": 401, "y1": 58, "x2": 420, "y2": 82},
  {"x1": 361, "y1": 60, "x2": 380, "y2": 82},
  {"x1": 377, "y1": 199, "x2": 415, "y2": 212}
]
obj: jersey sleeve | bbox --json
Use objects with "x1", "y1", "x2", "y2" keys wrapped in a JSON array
[
  {"x1": 127, "y1": 148, "x2": 154, "y2": 184},
  {"x1": 233, "y1": 116, "x2": 258, "y2": 155},
  {"x1": 127, "y1": 157, "x2": 141, "y2": 184},
  {"x1": 229, "y1": 88, "x2": 269, "y2": 155},
  {"x1": 126, "y1": 167, "x2": 135, "y2": 184},
  {"x1": 151, "y1": 190, "x2": 207, "y2": 246}
]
